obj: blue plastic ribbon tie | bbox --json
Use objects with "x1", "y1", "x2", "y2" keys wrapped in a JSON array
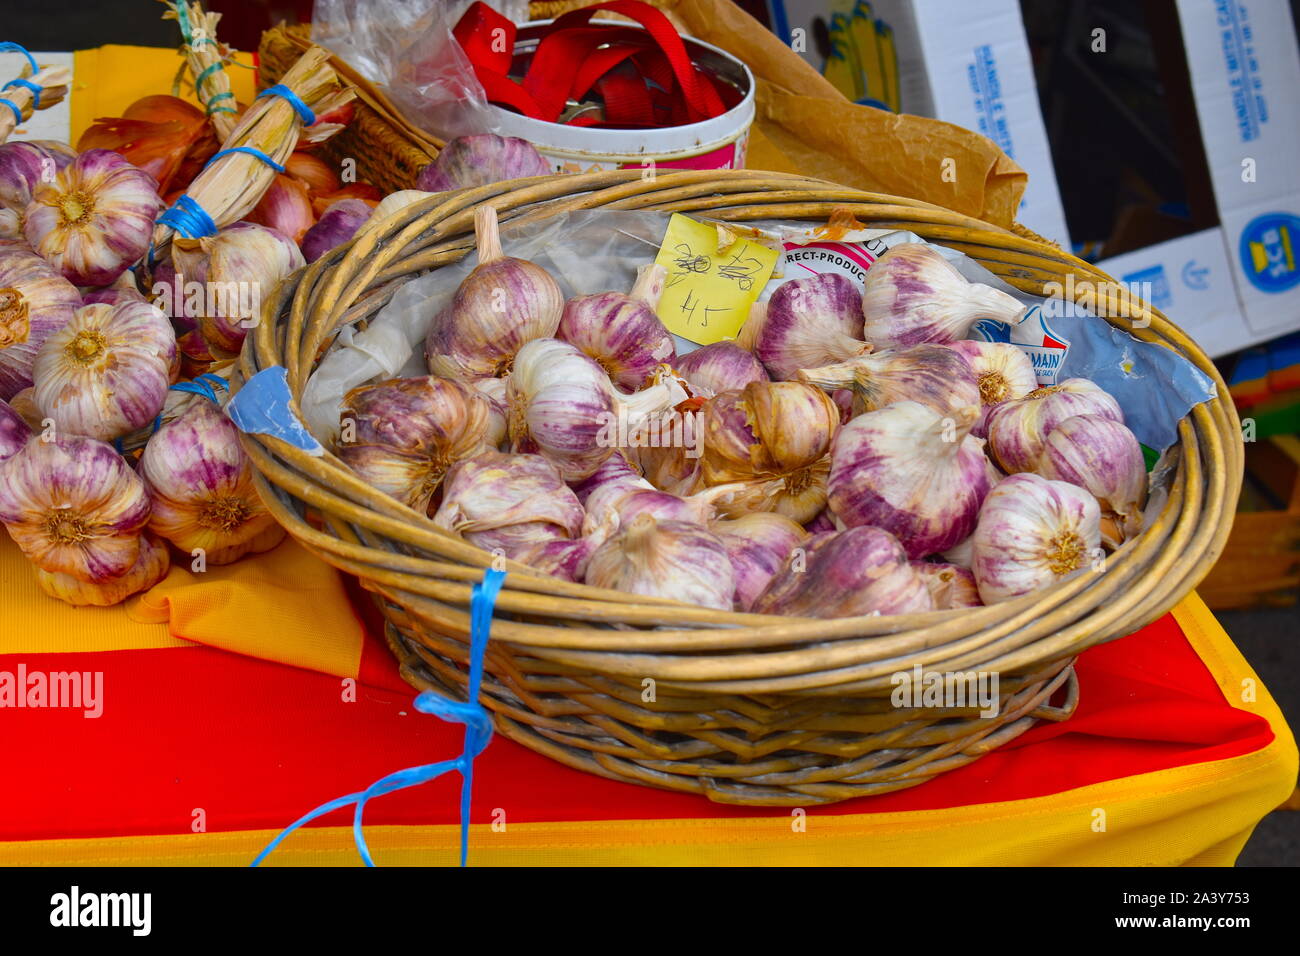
[
  {"x1": 256, "y1": 83, "x2": 315, "y2": 125},
  {"x1": 169, "y1": 379, "x2": 219, "y2": 403},
  {"x1": 224, "y1": 365, "x2": 324, "y2": 456},
  {"x1": 206, "y1": 146, "x2": 285, "y2": 173},
  {"x1": 251, "y1": 567, "x2": 507, "y2": 867},
  {"x1": 157, "y1": 194, "x2": 218, "y2": 240},
  {"x1": 3, "y1": 77, "x2": 39, "y2": 109},
  {"x1": 194, "y1": 372, "x2": 230, "y2": 395},
  {"x1": 0, "y1": 98, "x2": 21, "y2": 125},
  {"x1": 0, "y1": 42, "x2": 39, "y2": 75}
]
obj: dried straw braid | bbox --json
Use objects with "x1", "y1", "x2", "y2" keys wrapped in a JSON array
[
  {"x1": 150, "y1": 44, "x2": 355, "y2": 263},
  {"x1": 0, "y1": 53, "x2": 71, "y2": 145},
  {"x1": 237, "y1": 170, "x2": 1241, "y2": 804},
  {"x1": 161, "y1": 0, "x2": 241, "y2": 141}
]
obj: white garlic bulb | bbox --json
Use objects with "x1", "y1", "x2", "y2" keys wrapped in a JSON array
[
  {"x1": 984, "y1": 378, "x2": 1124, "y2": 474},
  {"x1": 585, "y1": 514, "x2": 735, "y2": 610},
  {"x1": 947, "y1": 340, "x2": 1039, "y2": 435},
  {"x1": 1035, "y1": 414, "x2": 1147, "y2": 549},
  {"x1": 797, "y1": 343, "x2": 980, "y2": 419}
]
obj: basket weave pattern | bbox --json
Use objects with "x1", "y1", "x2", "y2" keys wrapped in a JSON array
[{"x1": 238, "y1": 170, "x2": 1242, "y2": 805}]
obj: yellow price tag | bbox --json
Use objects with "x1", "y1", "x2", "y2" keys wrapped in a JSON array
[{"x1": 652, "y1": 213, "x2": 779, "y2": 345}]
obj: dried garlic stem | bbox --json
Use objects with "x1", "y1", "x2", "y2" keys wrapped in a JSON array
[
  {"x1": 162, "y1": 0, "x2": 240, "y2": 141},
  {"x1": 0, "y1": 65, "x2": 72, "y2": 144}
]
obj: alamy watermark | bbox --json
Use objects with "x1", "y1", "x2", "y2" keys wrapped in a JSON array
[
  {"x1": 890, "y1": 664, "x2": 1000, "y2": 718},
  {"x1": 0, "y1": 664, "x2": 103, "y2": 718},
  {"x1": 595, "y1": 406, "x2": 705, "y2": 458},
  {"x1": 152, "y1": 272, "x2": 261, "y2": 328},
  {"x1": 1040, "y1": 273, "x2": 1154, "y2": 326}
]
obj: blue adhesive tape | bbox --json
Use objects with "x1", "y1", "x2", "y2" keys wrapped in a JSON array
[{"x1": 225, "y1": 366, "x2": 324, "y2": 456}]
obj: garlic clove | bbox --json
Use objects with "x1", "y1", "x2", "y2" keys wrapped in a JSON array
[
  {"x1": 425, "y1": 205, "x2": 563, "y2": 381},
  {"x1": 433, "y1": 449, "x2": 585, "y2": 559},
  {"x1": 585, "y1": 513, "x2": 735, "y2": 610},
  {"x1": 828, "y1": 400, "x2": 990, "y2": 559},
  {"x1": 971, "y1": 472, "x2": 1102, "y2": 604},
  {"x1": 947, "y1": 340, "x2": 1038, "y2": 436},
  {"x1": 0, "y1": 248, "x2": 82, "y2": 400},
  {"x1": 711, "y1": 512, "x2": 807, "y2": 611},
  {"x1": 558, "y1": 264, "x2": 676, "y2": 390},
  {"x1": 0, "y1": 433, "x2": 151, "y2": 580},
  {"x1": 34, "y1": 299, "x2": 176, "y2": 442},
  {"x1": 36, "y1": 532, "x2": 171, "y2": 607},
  {"x1": 24, "y1": 149, "x2": 163, "y2": 287},
  {"x1": 706, "y1": 460, "x2": 832, "y2": 524},
  {"x1": 672, "y1": 341, "x2": 769, "y2": 396},
  {"x1": 911, "y1": 561, "x2": 982, "y2": 609},
  {"x1": 754, "y1": 272, "x2": 870, "y2": 380},
  {"x1": 752, "y1": 526, "x2": 934, "y2": 618},
  {"x1": 1034, "y1": 414, "x2": 1147, "y2": 549},
  {"x1": 985, "y1": 378, "x2": 1124, "y2": 475},
  {"x1": 337, "y1": 376, "x2": 496, "y2": 514},
  {"x1": 797, "y1": 343, "x2": 980, "y2": 419},
  {"x1": 861, "y1": 243, "x2": 1025, "y2": 347},
  {"x1": 139, "y1": 399, "x2": 285, "y2": 564}
]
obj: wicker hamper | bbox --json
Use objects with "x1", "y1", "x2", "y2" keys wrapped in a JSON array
[{"x1": 236, "y1": 169, "x2": 1242, "y2": 805}]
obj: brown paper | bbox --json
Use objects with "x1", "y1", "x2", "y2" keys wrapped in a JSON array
[{"x1": 531, "y1": 0, "x2": 1028, "y2": 227}]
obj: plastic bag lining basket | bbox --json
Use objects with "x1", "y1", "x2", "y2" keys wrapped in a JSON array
[{"x1": 236, "y1": 169, "x2": 1242, "y2": 806}]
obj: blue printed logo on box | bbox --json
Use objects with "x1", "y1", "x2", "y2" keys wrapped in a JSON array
[
  {"x1": 1239, "y1": 213, "x2": 1300, "y2": 293},
  {"x1": 1122, "y1": 264, "x2": 1172, "y2": 310}
]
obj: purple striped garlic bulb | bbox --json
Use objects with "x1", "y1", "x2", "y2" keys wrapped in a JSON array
[
  {"x1": 984, "y1": 378, "x2": 1124, "y2": 475},
  {"x1": 570, "y1": 449, "x2": 651, "y2": 504},
  {"x1": 585, "y1": 514, "x2": 735, "y2": 611},
  {"x1": 1034, "y1": 414, "x2": 1147, "y2": 549},
  {"x1": 912, "y1": 561, "x2": 982, "y2": 609},
  {"x1": 337, "y1": 376, "x2": 497, "y2": 514},
  {"x1": 559, "y1": 264, "x2": 675, "y2": 390},
  {"x1": 0, "y1": 399, "x2": 29, "y2": 461},
  {"x1": 0, "y1": 434, "x2": 151, "y2": 581},
  {"x1": 139, "y1": 399, "x2": 284, "y2": 564},
  {"x1": 36, "y1": 532, "x2": 171, "y2": 607},
  {"x1": 947, "y1": 340, "x2": 1038, "y2": 436},
  {"x1": 0, "y1": 248, "x2": 81, "y2": 399},
  {"x1": 828, "y1": 401, "x2": 991, "y2": 559},
  {"x1": 712, "y1": 512, "x2": 808, "y2": 612},
  {"x1": 434, "y1": 449, "x2": 584, "y2": 559},
  {"x1": 33, "y1": 300, "x2": 175, "y2": 441},
  {"x1": 752, "y1": 272, "x2": 870, "y2": 380},
  {"x1": 416, "y1": 135, "x2": 551, "y2": 192},
  {"x1": 753, "y1": 526, "x2": 933, "y2": 618},
  {"x1": 24, "y1": 149, "x2": 163, "y2": 286},
  {"x1": 796, "y1": 343, "x2": 980, "y2": 419},
  {"x1": 425, "y1": 205, "x2": 563, "y2": 381},
  {"x1": 0, "y1": 141, "x2": 75, "y2": 240},
  {"x1": 672, "y1": 341, "x2": 769, "y2": 396},
  {"x1": 861, "y1": 243, "x2": 1024, "y2": 347},
  {"x1": 302, "y1": 198, "x2": 372, "y2": 262},
  {"x1": 513, "y1": 537, "x2": 597, "y2": 583}
]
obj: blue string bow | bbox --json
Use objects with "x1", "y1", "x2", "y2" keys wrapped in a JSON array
[{"x1": 251, "y1": 568, "x2": 506, "y2": 867}]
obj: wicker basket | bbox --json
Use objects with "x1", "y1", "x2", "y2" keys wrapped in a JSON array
[
  {"x1": 237, "y1": 170, "x2": 1242, "y2": 806},
  {"x1": 258, "y1": 24, "x2": 441, "y2": 194}
]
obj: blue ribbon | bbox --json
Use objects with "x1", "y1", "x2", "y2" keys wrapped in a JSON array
[
  {"x1": 111, "y1": 376, "x2": 233, "y2": 452},
  {"x1": 2, "y1": 77, "x2": 39, "y2": 109},
  {"x1": 157, "y1": 194, "x2": 218, "y2": 240},
  {"x1": 257, "y1": 83, "x2": 315, "y2": 125},
  {"x1": 0, "y1": 98, "x2": 20, "y2": 125},
  {"x1": 0, "y1": 42, "x2": 38, "y2": 75},
  {"x1": 206, "y1": 146, "x2": 285, "y2": 173},
  {"x1": 251, "y1": 568, "x2": 507, "y2": 867}
]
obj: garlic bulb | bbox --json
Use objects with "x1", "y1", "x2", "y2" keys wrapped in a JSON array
[
  {"x1": 36, "y1": 532, "x2": 171, "y2": 607},
  {"x1": 581, "y1": 481, "x2": 742, "y2": 548},
  {"x1": 586, "y1": 514, "x2": 734, "y2": 610},
  {"x1": 337, "y1": 376, "x2": 496, "y2": 514},
  {"x1": 33, "y1": 300, "x2": 175, "y2": 441},
  {"x1": 828, "y1": 401, "x2": 991, "y2": 559},
  {"x1": 0, "y1": 434, "x2": 151, "y2": 580},
  {"x1": 712, "y1": 512, "x2": 807, "y2": 612},
  {"x1": 558, "y1": 264, "x2": 675, "y2": 390},
  {"x1": 140, "y1": 399, "x2": 285, "y2": 564},
  {"x1": 302, "y1": 198, "x2": 372, "y2": 262},
  {"x1": 947, "y1": 340, "x2": 1038, "y2": 435},
  {"x1": 753, "y1": 527, "x2": 933, "y2": 617},
  {"x1": 0, "y1": 141, "x2": 72, "y2": 240},
  {"x1": 941, "y1": 535, "x2": 975, "y2": 569},
  {"x1": 971, "y1": 473, "x2": 1102, "y2": 604},
  {"x1": 425, "y1": 205, "x2": 563, "y2": 381},
  {"x1": 507, "y1": 338, "x2": 675, "y2": 482},
  {"x1": 912, "y1": 561, "x2": 982, "y2": 609},
  {"x1": 24, "y1": 148, "x2": 163, "y2": 286},
  {"x1": 0, "y1": 398, "x2": 28, "y2": 461},
  {"x1": 472, "y1": 376, "x2": 509, "y2": 450},
  {"x1": 513, "y1": 536, "x2": 597, "y2": 583},
  {"x1": 169, "y1": 222, "x2": 305, "y2": 355},
  {"x1": 673, "y1": 341, "x2": 769, "y2": 396},
  {"x1": 416, "y1": 134, "x2": 551, "y2": 191},
  {"x1": 7, "y1": 387, "x2": 41, "y2": 430},
  {"x1": 701, "y1": 381, "x2": 839, "y2": 489},
  {"x1": 361, "y1": 190, "x2": 433, "y2": 233},
  {"x1": 0, "y1": 248, "x2": 81, "y2": 399},
  {"x1": 1035, "y1": 414, "x2": 1147, "y2": 549},
  {"x1": 984, "y1": 378, "x2": 1124, "y2": 474},
  {"x1": 570, "y1": 449, "x2": 651, "y2": 505},
  {"x1": 797, "y1": 343, "x2": 980, "y2": 419},
  {"x1": 753, "y1": 272, "x2": 870, "y2": 380},
  {"x1": 434, "y1": 450, "x2": 585, "y2": 558},
  {"x1": 861, "y1": 243, "x2": 1024, "y2": 347}
]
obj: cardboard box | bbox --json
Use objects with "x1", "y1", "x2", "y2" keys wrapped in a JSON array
[
  {"x1": 767, "y1": 0, "x2": 1071, "y2": 245},
  {"x1": 1175, "y1": 0, "x2": 1300, "y2": 342}
]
